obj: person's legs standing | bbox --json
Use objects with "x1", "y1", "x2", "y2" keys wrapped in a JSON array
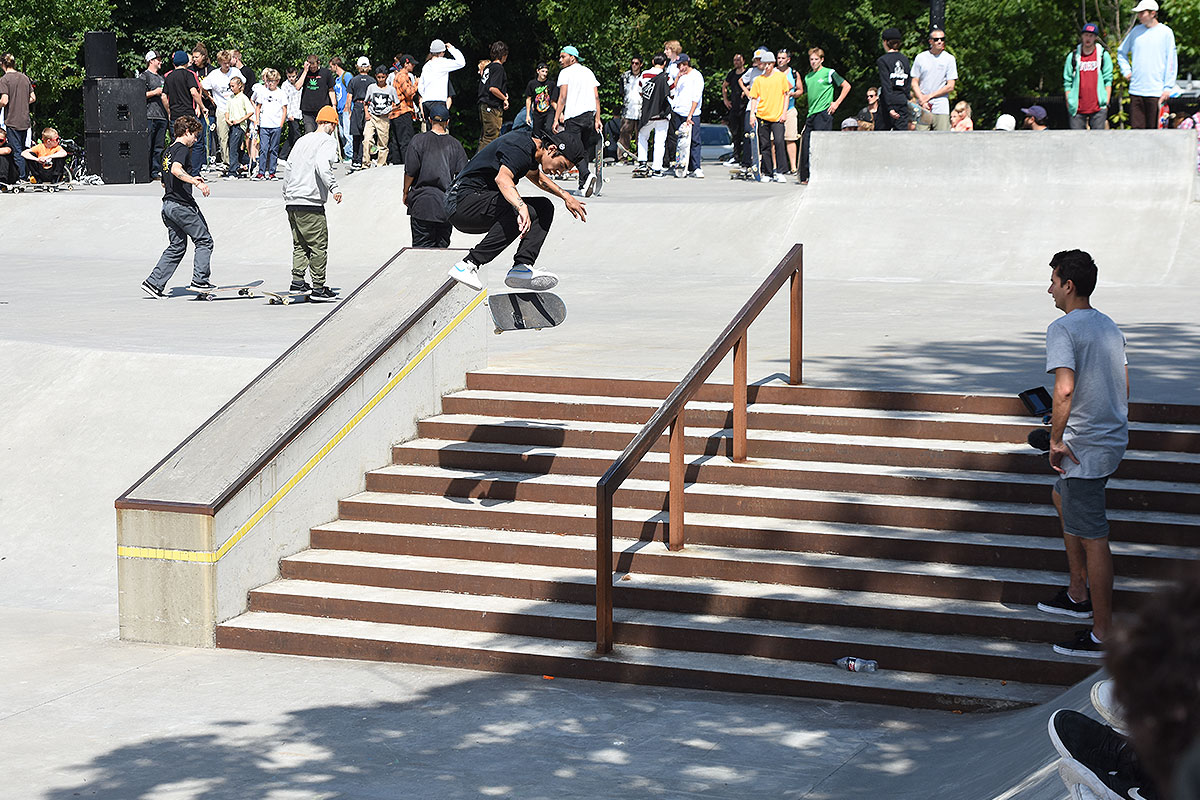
[
  {"x1": 931, "y1": 113, "x2": 951, "y2": 131},
  {"x1": 758, "y1": 119, "x2": 774, "y2": 178},
  {"x1": 784, "y1": 107, "x2": 799, "y2": 172},
  {"x1": 667, "y1": 112, "x2": 684, "y2": 166},
  {"x1": 566, "y1": 113, "x2": 595, "y2": 188},
  {"x1": 688, "y1": 116, "x2": 702, "y2": 172},
  {"x1": 799, "y1": 114, "x2": 814, "y2": 183},
  {"x1": 340, "y1": 109, "x2": 352, "y2": 159},
  {"x1": 288, "y1": 208, "x2": 328, "y2": 287},
  {"x1": 216, "y1": 114, "x2": 231, "y2": 167},
  {"x1": 618, "y1": 118, "x2": 636, "y2": 158},
  {"x1": 1069, "y1": 113, "x2": 1087, "y2": 130},
  {"x1": 259, "y1": 127, "x2": 280, "y2": 175},
  {"x1": 636, "y1": 121, "x2": 651, "y2": 163},
  {"x1": 302, "y1": 112, "x2": 318, "y2": 134},
  {"x1": 727, "y1": 111, "x2": 744, "y2": 165},
  {"x1": 363, "y1": 117, "x2": 379, "y2": 167},
  {"x1": 772, "y1": 121, "x2": 787, "y2": 177},
  {"x1": 373, "y1": 117, "x2": 390, "y2": 167},
  {"x1": 226, "y1": 124, "x2": 244, "y2": 176},
  {"x1": 7, "y1": 126, "x2": 28, "y2": 180},
  {"x1": 1053, "y1": 477, "x2": 1114, "y2": 642},
  {"x1": 411, "y1": 217, "x2": 452, "y2": 248},
  {"x1": 651, "y1": 119, "x2": 668, "y2": 169},
  {"x1": 148, "y1": 118, "x2": 168, "y2": 179},
  {"x1": 147, "y1": 203, "x2": 189, "y2": 289},
  {"x1": 182, "y1": 205, "x2": 214, "y2": 284}
]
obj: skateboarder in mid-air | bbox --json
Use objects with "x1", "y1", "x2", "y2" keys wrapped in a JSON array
[
  {"x1": 142, "y1": 116, "x2": 216, "y2": 298},
  {"x1": 444, "y1": 127, "x2": 587, "y2": 292}
]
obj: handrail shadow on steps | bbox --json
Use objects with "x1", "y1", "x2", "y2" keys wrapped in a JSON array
[{"x1": 593, "y1": 243, "x2": 804, "y2": 654}]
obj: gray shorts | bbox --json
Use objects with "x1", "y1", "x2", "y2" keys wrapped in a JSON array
[{"x1": 1054, "y1": 476, "x2": 1111, "y2": 539}]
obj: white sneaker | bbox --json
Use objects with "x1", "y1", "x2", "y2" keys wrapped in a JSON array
[
  {"x1": 504, "y1": 265, "x2": 559, "y2": 291},
  {"x1": 581, "y1": 173, "x2": 597, "y2": 197},
  {"x1": 689, "y1": 168, "x2": 705, "y2": 178},
  {"x1": 757, "y1": 175, "x2": 772, "y2": 183},
  {"x1": 447, "y1": 259, "x2": 483, "y2": 291},
  {"x1": 1090, "y1": 679, "x2": 1127, "y2": 733},
  {"x1": 772, "y1": 173, "x2": 787, "y2": 183}
]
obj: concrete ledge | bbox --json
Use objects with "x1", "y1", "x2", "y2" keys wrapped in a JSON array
[{"x1": 115, "y1": 248, "x2": 488, "y2": 646}]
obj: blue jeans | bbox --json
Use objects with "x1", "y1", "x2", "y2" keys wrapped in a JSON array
[
  {"x1": 148, "y1": 118, "x2": 168, "y2": 179},
  {"x1": 339, "y1": 109, "x2": 352, "y2": 158},
  {"x1": 258, "y1": 127, "x2": 281, "y2": 175},
  {"x1": 668, "y1": 112, "x2": 702, "y2": 172},
  {"x1": 226, "y1": 125, "x2": 245, "y2": 176},
  {"x1": 6, "y1": 125, "x2": 28, "y2": 179},
  {"x1": 148, "y1": 200, "x2": 213, "y2": 289}
]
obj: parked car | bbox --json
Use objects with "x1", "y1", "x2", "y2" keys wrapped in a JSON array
[{"x1": 699, "y1": 123, "x2": 734, "y2": 162}]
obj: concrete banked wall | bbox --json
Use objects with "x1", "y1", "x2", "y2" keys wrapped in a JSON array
[
  {"x1": 802, "y1": 129, "x2": 1200, "y2": 286},
  {"x1": 115, "y1": 248, "x2": 488, "y2": 646}
]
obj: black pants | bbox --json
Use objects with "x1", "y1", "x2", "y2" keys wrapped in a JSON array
[
  {"x1": 758, "y1": 119, "x2": 787, "y2": 177},
  {"x1": 448, "y1": 187, "x2": 554, "y2": 267},
  {"x1": 1129, "y1": 95, "x2": 1161, "y2": 129},
  {"x1": 28, "y1": 158, "x2": 65, "y2": 184},
  {"x1": 727, "y1": 110, "x2": 746, "y2": 165},
  {"x1": 564, "y1": 112, "x2": 599, "y2": 187},
  {"x1": 410, "y1": 217, "x2": 452, "y2": 248},
  {"x1": 530, "y1": 112, "x2": 553, "y2": 138},
  {"x1": 280, "y1": 120, "x2": 302, "y2": 158},
  {"x1": 148, "y1": 118, "x2": 169, "y2": 179},
  {"x1": 876, "y1": 103, "x2": 909, "y2": 131},
  {"x1": 799, "y1": 110, "x2": 832, "y2": 183},
  {"x1": 389, "y1": 113, "x2": 415, "y2": 164},
  {"x1": 351, "y1": 133, "x2": 364, "y2": 166}
]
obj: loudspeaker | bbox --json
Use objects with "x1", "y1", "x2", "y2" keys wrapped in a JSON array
[
  {"x1": 86, "y1": 131, "x2": 150, "y2": 184},
  {"x1": 83, "y1": 79, "x2": 146, "y2": 133},
  {"x1": 84, "y1": 31, "x2": 119, "y2": 79}
]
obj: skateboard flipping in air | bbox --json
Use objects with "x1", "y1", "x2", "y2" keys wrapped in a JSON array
[{"x1": 488, "y1": 291, "x2": 566, "y2": 333}]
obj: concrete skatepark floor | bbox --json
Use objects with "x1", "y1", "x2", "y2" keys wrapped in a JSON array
[{"x1": 4, "y1": 136, "x2": 1198, "y2": 798}]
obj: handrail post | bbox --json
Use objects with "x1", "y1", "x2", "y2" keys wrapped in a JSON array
[
  {"x1": 789, "y1": 263, "x2": 803, "y2": 385},
  {"x1": 668, "y1": 410, "x2": 685, "y2": 550},
  {"x1": 595, "y1": 485, "x2": 613, "y2": 653},
  {"x1": 733, "y1": 334, "x2": 747, "y2": 462}
]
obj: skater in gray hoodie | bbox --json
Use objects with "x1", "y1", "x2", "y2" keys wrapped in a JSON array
[{"x1": 282, "y1": 105, "x2": 342, "y2": 298}]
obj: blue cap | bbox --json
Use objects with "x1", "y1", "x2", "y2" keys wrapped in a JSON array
[
  {"x1": 1021, "y1": 104, "x2": 1047, "y2": 121},
  {"x1": 1081, "y1": 22, "x2": 1100, "y2": 35},
  {"x1": 426, "y1": 101, "x2": 450, "y2": 121},
  {"x1": 173, "y1": 50, "x2": 188, "y2": 66},
  {"x1": 560, "y1": 45, "x2": 580, "y2": 59}
]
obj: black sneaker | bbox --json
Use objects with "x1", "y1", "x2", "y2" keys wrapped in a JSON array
[
  {"x1": 1054, "y1": 628, "x2": 1106, "y2": 658},
  {"x1": 310, "y1": 286, "x2": 337, "y2": 299},
  {"x1": 190, "y1": 279, "x2": 217, "y2": 291},
  {"x1": 1049, "y1": 710, "x2": 1158, "y2": 799},
  {"x1": 141, "y1": 280, "x2": 167, "y2": 299},
  {"x1": 1038, "y1": 587, "x2": 1094, "y2": 618},
  {"x1": 289, "y1": 280, "x2": 311, "y2": 292}
]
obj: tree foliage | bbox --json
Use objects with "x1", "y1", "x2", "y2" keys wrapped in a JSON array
[{"x1": 3, "y1": 0, "x2": 1199, "y2": 140}]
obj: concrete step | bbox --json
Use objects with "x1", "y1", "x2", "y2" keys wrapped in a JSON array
[
  {"x1": 244, "y1": 579, "x2": 1098, "y2": 686},
  {"x1": 356, "y1": 464, "x2": 1200, "y2": 548},
  {"x1": 298, "y1": 515, "x2": 1166, "y2": 607},
  {"x1": 414, "y1": 414, "x2": 1200, "y2": 483},
  {"x1": 390, "y1": 438, "x2": 1200, "y2": 513},
  {"x1": 463, "y1": 372, "x2": 1200, "y2": 427},
  {"x1": 439, "y1": 389, "x2": 1200, "y2": 452},
  {"x1": 216, "y1": 610, "x2": 1066, "y2": 711}
]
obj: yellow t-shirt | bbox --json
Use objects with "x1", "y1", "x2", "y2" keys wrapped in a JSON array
[{"x1": 750, "y1": 70, "x2": 791, "y2": 122}]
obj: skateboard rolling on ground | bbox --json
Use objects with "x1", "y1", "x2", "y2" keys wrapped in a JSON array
[
  {"x1": 263, "y1": 289, "x2": 339, "y2": 305},
  {"x1": 183, "y1": 280, "x2": 264, "y2": 301},
  {"x1": 488, "y1": 291, "x2": 566, "y2": 334}
]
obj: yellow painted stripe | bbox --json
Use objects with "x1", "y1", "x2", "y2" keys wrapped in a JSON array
[{"x1": 119, "y1": 289, "x2": 488, "y2": 564}]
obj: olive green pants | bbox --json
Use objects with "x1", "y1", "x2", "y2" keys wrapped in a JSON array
[{"x1": 288, "y1": 208, "x2": 328, "y2": 287}]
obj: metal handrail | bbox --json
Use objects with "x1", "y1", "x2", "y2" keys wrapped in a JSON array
[{"x1": 594, "y1": 243, "x2": 804, "y2": 653}]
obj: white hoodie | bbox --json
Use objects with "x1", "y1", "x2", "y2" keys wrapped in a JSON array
[
  {"x1": 417, "y1": 43, "x2": 466, "y2": 103},
  {"x1": 282, "y1": 129, "x2": 339, "y2": 207}
]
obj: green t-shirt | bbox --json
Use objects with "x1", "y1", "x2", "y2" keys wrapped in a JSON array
[{"x1": 803, "y1": 66, "x2": 844, "y2": 116}]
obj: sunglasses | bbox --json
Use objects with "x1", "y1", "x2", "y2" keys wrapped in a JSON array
[{"x1": 930, "y1": 36, "x2": 946, "y2": 42}]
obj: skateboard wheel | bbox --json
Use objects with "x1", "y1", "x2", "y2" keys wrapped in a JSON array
[
  {"x1": 494, "y1": 328, "x2": 503, "y2": 335},
  {"x1": 203, "y1": 294, "x2": 215, "y2": 301}
]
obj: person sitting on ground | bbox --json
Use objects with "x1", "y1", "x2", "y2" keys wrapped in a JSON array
[
  {"x1": 1022, "y1": 104, "x2": 1050, "y2": 130},
  {"x1": 21, "y1": 128, "x2": 68, "y2": 184},
  {"x1": 444, "y1": 127, "x2": 589, "y2": 292},
  {"x1": 951, "y1": 100, "x2": 974, "y2": 130},
  {"x1": 0, "y1": 128, "x2": 16, "y2": 185}
]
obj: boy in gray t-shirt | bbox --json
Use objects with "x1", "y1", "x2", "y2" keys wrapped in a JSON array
[{"x1": 1036, "y1": 249, "x2": 1128, "y2": 660}]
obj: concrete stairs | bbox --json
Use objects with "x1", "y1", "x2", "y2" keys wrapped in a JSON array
[{"x1": 217, "y1": 372, "x2": 1200, "y2": 711}]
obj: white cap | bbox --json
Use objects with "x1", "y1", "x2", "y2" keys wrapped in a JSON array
[
  {"x1": 430, "y1": 39, "x2": 446, "y2": 54},
  {"x1": 993, "y1": 113, "x2": 1017, "y2": 131},
  {"x1": 840, "y1": 117, "x2": 859, "y2": 129},
  {"x1": 1132, "y1": 0, "x2": 1159, "y2": 11},
  {"x1": 145, "y1": 50, "x2": 158, "y2": 62},
  {"x1": 356, "y1": 56, "x2": 370, "y2": 68},
  {"x1": 753, "y1": 48, "x2": 771, "y2": 62}
]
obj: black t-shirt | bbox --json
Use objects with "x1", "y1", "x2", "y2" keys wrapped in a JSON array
[
  {"x1": 348, "y1": 73, "x2": 373, "y2": 105},
  {"x1": 725, "y1": 68, "x2": 748, "y2": 112},
  {"x1": 164, "y1": 68, "x2": 199, "y2": 120},
  {"x1": 877, "y1": 52, "x2": 912, "y2": 107},
  {"x1": 299, "y1": 67, "x2": 335, "y2": 114},
  {"x1": 405, "y1": 131, "x2": 469, "y2": 222},
  {"x1": 525, "y1": 79, "x2": 556, "y2": 117},
  {"x1": 478, "y1": 61, "x2": 507, "y2": 109},
  {"x1": 189, "y1": 64, "x2": 216, "y2": 112},
  {"x1": 452, "y1": 130, "x2": 537, "y2": 194},
  {"x1": 162, "y1": 141, "x2": 197, "y2": 206}
]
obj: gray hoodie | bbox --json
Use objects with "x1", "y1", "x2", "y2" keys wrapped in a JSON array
[{"x1": 282, "y1": 129, "x2": 340, "y2": 207}]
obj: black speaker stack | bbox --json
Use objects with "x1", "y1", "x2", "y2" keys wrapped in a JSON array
[{"x1": 83, "y1": 32, "x2": 150, "y2": 184}]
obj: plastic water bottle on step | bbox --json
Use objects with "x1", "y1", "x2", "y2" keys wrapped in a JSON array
[{"x1": 835, "y1": 656, "x2": 878, "y2": 673}]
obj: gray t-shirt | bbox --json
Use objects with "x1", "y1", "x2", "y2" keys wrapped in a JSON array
[
  {"x1": 910, "y1": 50, "x2": 958, "y2": 115},
  {"x1": 1045, "y1": 308, "x2": 1128, "y2": 479},
  {"x1": 142, "y1": 69, "x2": 167, "y2": 120}
]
